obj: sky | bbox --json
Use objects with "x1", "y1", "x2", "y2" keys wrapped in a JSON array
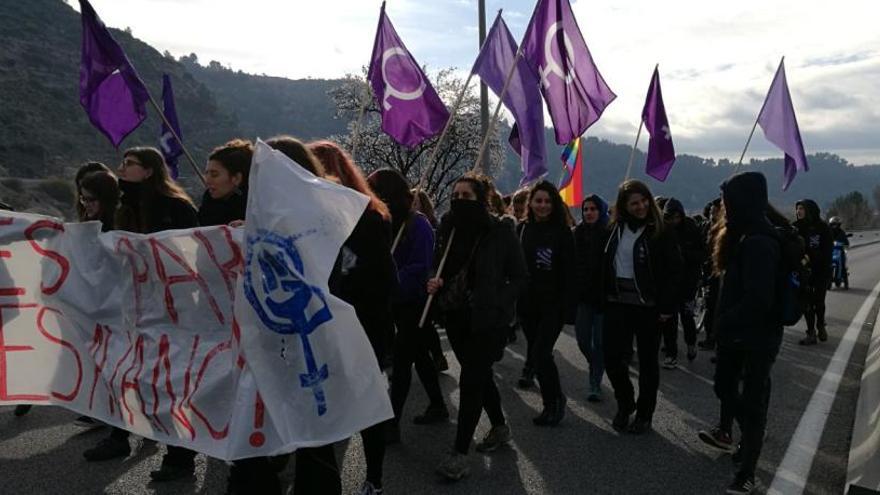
[{"x1": 79, "y1": 0, "x2": 880, "y2": 165}]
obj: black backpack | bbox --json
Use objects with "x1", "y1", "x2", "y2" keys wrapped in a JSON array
[{"x1": 774, "y1": 225, "x2": 811, "y2": 326}]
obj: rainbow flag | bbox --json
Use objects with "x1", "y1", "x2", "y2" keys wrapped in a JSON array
[{"x1": 558, "y1": 138, "x2": 583, "y2": 207}]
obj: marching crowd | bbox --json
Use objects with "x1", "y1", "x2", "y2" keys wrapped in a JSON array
[{"x1": 5, "y1": 136, "x2": 847, "y2": 495}]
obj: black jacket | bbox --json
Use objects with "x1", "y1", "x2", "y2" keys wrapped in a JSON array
[
  {"x1": 831, "y1": 226, "x2": 849, "y2": 246},
  {"x1": 117, "y1": 180, "x2": 198, "y2": 234},
  {"x1": 198, "y1": 190, "x2": 246, "y2": 227},
  {"x1": 793, "y1": 199, "x2": 832, "y2": 284},
  {"x1": 434, "y1": 213, "x2": 528, "y2": 333},
  {"x1": 602, "y1": 220, "x2": 683, "y2": 314},
  {"x1": 517, "y1": 221, "x2": 576, "y2": 318},
  {"x1": 715, "y1": 172, "x2": 783, "y2": 352},
  {"x1": 573, "y1": 221, "x2": 610, "y2": 307},
  {"x1": 664, "y1": 198, "x2": 706, "y2": 301},
  {"x1": 329, "y1": 209, "x2": 396, "y2": 363}
]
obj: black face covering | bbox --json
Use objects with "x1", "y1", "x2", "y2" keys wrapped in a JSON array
[{"x1": 450, "y1": 199, "x2": 488, "y2": 229}]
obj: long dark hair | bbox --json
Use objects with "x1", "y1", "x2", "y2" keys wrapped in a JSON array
[
  {"x1": 78, "y1": 171, "x2": 119, "y2": 229},
  {"x1": 266, "y1": 135, "x2": 325, "y2": 177},
  {"x1": 309, "y1": 140, "x2": 390, "y2": 221},
  {"x1": 116, "y1": 147, "x2": 194, "y2": 233},
  {"x1": 525, "y1": 180, "x2": 568, "y2": 227},
  {"x1": 367, "y1": 168, "x2": 413, "y2": 224},
  {"x1": 610, "y1": 179, "x2": 664, "y2": 236},
  {"x1": 412, "y1": 188, "x2": 438, "y2": 228},
  {"x1": 75, "y1": 162, "x2": 111, "y2": 221}
]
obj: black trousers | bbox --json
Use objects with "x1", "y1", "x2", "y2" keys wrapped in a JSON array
[
  {"x1": 521, "y1": 300, "x2": 565, "y2": 407},
  {"x1": 603, "y1": 303, "x2": 661, "y2": 420},
  {"x1": 108, "y1": 427, "x2": 194, "y2": 466},
  {"x1": 804, "y1": 284, "x2": 827, "y2": 334},
  {"x1": 445, "y1": 310, "x2": 505, "y2": 454},
  {"x1": 713, "y1": 346, "x2": 775, "y2": 479},
  {"x1": 661, "y1": 301, "x2": 698, "y2": 359},
  {"x1": 702, "y1": 278, "x2": 720, "y2": 342},
  {"x1": 293, "y1": 445, "x2": 341, "y2": 495},
  {"x1": 390, "y1": 303, "x2": 445, "y2": 419}
]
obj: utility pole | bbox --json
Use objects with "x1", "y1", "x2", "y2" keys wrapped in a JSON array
[{"x1": 478, "y1": 0, "x2": 489, "y2": 170}]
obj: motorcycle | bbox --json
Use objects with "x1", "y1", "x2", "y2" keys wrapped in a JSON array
[{"x1": 830, "y1": 241, "x2": 849, "y2": 290}]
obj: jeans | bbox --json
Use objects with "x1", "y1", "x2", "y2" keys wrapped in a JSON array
[
  {"x1": 390, "y1": 303, "x2": 445, "y2": 420},
  {"x1": 661, "y1": 301, "x2": 698, "y2": 359},
  {"x1": 575, "y1": 303, "x2": 604, "y2": 391},
  {"x1": 445, "y1": 310, "x2": 506, "y2": 454},
  {"x1": 603, "y1": 303, "x2": 661, "y2": 419},
  {"x1": 713, "y1": 346, "x2": 775, "y2": 479},
  {"x1": 521, "y1": 299, "x2": 565, "y2": 407}
]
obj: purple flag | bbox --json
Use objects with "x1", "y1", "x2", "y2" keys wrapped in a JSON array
[
  {"x1": 79, "y1": 0, "x2": 150, "y2": 148},
  {"x1": 159, "y1": 74, "x2": 184, "y2": 179},
  {"x1": 757, "y1": 59, "x2": 808, "y2": 191},
  {"x1": 472, "y1": 14, "x2": 546, "y2": 185},
  {"x1": 521, "y1": 0, "x2": 616, "y2": 145},
  {"x1": 366, "y1": 3, "x2": 449, "y2": 148},
  {"x1": 642, "y1": 67, "x2": 675, "y2": 182}
]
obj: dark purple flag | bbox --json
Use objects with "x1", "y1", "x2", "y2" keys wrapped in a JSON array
[
  {"x1": 159, "y1": 74, "x2": 184, "y2": 179},
  {"x1": 642, "y1": 67, "x2": 675, "y2": 182},
  {"x1": 367, "y1": 3, "x2": 449, "y2": 148},
  {"x1": 521, "y1": 0, "x2": 616, "y2": 145},
  {"x1": 757, "y1": 59, "x2": 808, "y2": 191},
  {"x1": 472, "y1": 13, "x2": 546, "y2": 185},
  {"x1": 79, "y1": 0, "x2": 150, "y2": 148}
]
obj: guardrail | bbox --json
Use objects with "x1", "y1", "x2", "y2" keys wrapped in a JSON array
[{"x1": 850, "y1": 230, "x2": 880, "y2": 248}]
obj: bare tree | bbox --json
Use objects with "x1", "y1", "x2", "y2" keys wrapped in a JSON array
[{"x1": 329, "y1": 68, "x2": 504, "y2": 209}]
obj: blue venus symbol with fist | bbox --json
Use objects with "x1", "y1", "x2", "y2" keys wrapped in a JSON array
[{"x1": 244, "y1": 229, "x2": 332, "y2": 416}]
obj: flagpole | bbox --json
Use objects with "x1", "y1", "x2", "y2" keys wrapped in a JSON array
[
  {"x1": 733, "y1": 56, "x2": 784, "y2": 176},
  {"x1": 471, "y1": 46, "x2": 522, "y2": 174},
  {"x1": 145, "y1": 93, "x2": 206, "y2": 186},
  {"x1": 349, "y1": 82, "x2": 372, "y2": 161},
  {"x1": 418, "y1": 48, "x2": 521, "y2": 328},
  {"x1": 418, "y1": 228, "x2": 455, "y2": 328},
  {"x1": 624, "y1": 121, "x2": 644, "y2": 181}
]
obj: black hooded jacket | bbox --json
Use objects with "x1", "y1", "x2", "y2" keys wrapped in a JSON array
[
  {"x1": 715, "y1": 172, "x2": 783, "y2": 352},
  {"x1": 793, "y1": 199, "x2": 832, "y2": 284},
  {"x1": 664, "y1": 198, "x2": 706, "y2": 301},
  {"x1": 573, "y1": 195, "x2": 610, "y2": 307}
]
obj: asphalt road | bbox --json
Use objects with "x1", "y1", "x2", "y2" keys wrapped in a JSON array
[{"x1": 2, "y1": 242, "x2": 880, "y2": 495}]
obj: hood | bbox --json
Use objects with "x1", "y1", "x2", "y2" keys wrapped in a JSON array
[
  {"x1": 580, "y1": 194, "x2": 609, "y2": 226},
  {"x1": 721, "y1": 172, "x2": 768, "y2": 232},
  {"x1": 663, "y1": 197, "x2": 685, "y2": 217},
  {"x1": 796, "y1": 199, "x2": 821, "y2": 223}
]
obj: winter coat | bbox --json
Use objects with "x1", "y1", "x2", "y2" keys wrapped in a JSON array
[
  {"x1": 664, "y1": 198, "x2": 706, "y2": 301},
  {"x1": 329, "y1": 209, "x2": 396, "y2": 363},
  {"x1": 117, "y1": 180, "x2": 198, "y2": 234},
  {"x1": 715, "y1": 172, "x2": 784, "y2": 353},
  {"x1": 392, "y1": 211, "x2": 434, "y2": 305},
  {"x1": 197, "y1": 190, "x2": 247, "y2": 227},
  {"x1": 517, "y1": 220, "x2": 577, "y2": 322},
  {"x1": 793, "y1": 199, "x2": 832, "y2": 284}
]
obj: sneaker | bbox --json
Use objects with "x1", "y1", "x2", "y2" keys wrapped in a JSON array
[
  {"x1": 83, "y1": 436, "x2": 131, "y2": 461},
  {"x1": 698, "y1": 427, "x2": 734, "y2": 453},
  {"x1": 475, "y1": 424, "x2": 511, "y2": 453},
  {"x1": 612, "y1": 407, "x2": 634, "y2": 432},
  {"x1": 687, "y1": 345, "x2": 697, "y2": 361},
  {"x1": 385, "y1": 421, "x2": 401, "y2": 445},
  {"x1": 150, "y1": 460, "x2": 195, "y2": 482},
  {"x1": 13, "y1": 405, "x2": 32, "y2": 417},
  {"x1": 534, "y1": 396, "x2": 566, "y2": 427},
  {"x1": 74, "y1": 415, "x2": 103, "y2": 429},
  {"x1": 433, "y1": 354, "x2": 449, "y2": 373},
  {"x1": 413, "y1": 405, "x2": 449, "y2": 425},
  {"x1": 799, "y1": 335, "x2": 818, "y2": 345},
  {"x1": 817, "y1": 326, "x2": 828, "y2": 342},
  {"x1": 357, "y1": 481, "x2": 384, "y2": 495},
  {"x1": 436, "y1": 452, "x2": 470, "y2": 481},
  {"x1": 725, "y1": 475, "x2": 755, "y2": 494},
  {"x1": 662, "y1": 356, "x2": 678, "y2": 369},
  {"x1": 627, "y1": 416, "x2": 652, "y2": 435}
]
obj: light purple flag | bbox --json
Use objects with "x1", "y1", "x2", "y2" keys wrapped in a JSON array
[
  {"x1": 521, "y1": 0, "x2": 616, "y2": 145},
  {"x1": 757, "y1": 59, "x2": 808, "y2": 191},
  {"x1": 79, "y1": 0, "x2": 150, "y2": 148},
  {"x1": 642, "y1": 67, "x2": 675, "y2": 182},
  {"x1": 366, "y1": 3, "x2": 449, "y2": 148},
  {"x1": 472, "y1": 13, "x2": 546, "y2": 185}
]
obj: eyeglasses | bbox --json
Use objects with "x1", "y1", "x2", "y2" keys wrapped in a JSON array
[{"x1": 121, "y1": 158, "x2": 143, "y2": 168}]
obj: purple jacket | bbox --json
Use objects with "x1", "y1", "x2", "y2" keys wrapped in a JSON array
[{"x1": 393, "y1": 212, "x2": 435, "y2": 305}]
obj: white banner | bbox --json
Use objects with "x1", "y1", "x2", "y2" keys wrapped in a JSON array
[{"x1": 0, "y1": 140, "x2": 392, "y2": 460}]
